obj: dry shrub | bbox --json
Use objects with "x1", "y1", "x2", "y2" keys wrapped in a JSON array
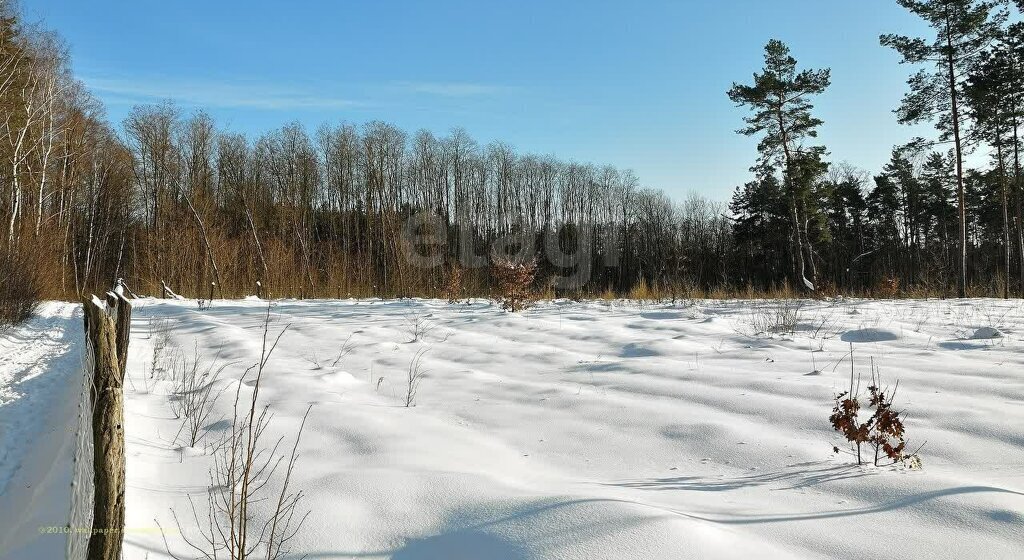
[
  {"x1": 403, "y1": 313, "x2": 437, "y2": 342},
  {"x1": 830, "y1": 353, "x2": 918, "y2": 467},
  {"x1": 627, "y1": 277, "x2": 654, "y2": 301},
  {"x1": 444, "y1": 265, "x2": 464, "y2": 304},
  {"x1": 491, "y1": 258, "x2": 537, "y2": 312},
  {"x1": 538, "y1": 275, "x2": 558, "y2": 300},
  {"x1": 0, "y1": 250, "x2": 41, "y2": 327},
  {"x1": 815, "y1": 280, "x2": 841, "y2": 299},
  {"x1": 877, "y1": 276, "x2": 900, "y2": 299},
  {"x1": 866, "y1": 383, "x2": 908, "y2": 464},
  {"x1": 170, "y1": 345, "x2": 230, "y2": 447},
  {"x1": 739, "y1": 300, "x2": 805, "y2": 336},
  {"x1": 669, "y1": 278, "x2": 702, "y2": 304}
]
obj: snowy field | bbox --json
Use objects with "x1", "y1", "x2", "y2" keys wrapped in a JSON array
[{"x1": 3, "y1": 297, "x2": 1024, "y2": 559}]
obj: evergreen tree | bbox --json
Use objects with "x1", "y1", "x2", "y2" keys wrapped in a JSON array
[
  {"x1": 873, "y1": 150, "x2": 924, "y2": 283},
  {"x1": 728, "y1": 39, "x2": 831, "y2": 291},
  {"x1": 881, "y1": 0, "x2": 1007, "y2": 297},
  {"x1": 868, "y1": 171, "x2": 903, "y2": 260},
  {"x1": 821, "y1": 164, "x2": 869, "y2": 289},
  {"x1": 966, "y1": 44, "x2": 1015, "y2": 297},
  {"x1": 919, "y1": 152, "x2": 959, "y2": 260},
  {"x1": 1007, "y1": 22, "x2": 1024, "y2": 292},
  {"x1": 730, "y1": 169, "x2": 791, "y2": 287}
]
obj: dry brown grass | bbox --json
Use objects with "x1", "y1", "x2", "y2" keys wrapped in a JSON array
[
  {"x1": 14, "y1": 224, "x2": 1009, "y2": 304},
  {"x1": 0, "y1": 248, "x2": 42, "y2": 327}
]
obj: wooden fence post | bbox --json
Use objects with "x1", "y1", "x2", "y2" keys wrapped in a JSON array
[
  {"x1": 82, "y1": 293, "x2": 131, "y2": 560},
  {"x1": 105, "y1": 292, "x2": 132, "y2": 374}
]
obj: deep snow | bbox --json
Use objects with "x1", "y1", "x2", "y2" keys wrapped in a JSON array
[{"x1": 2, "y1": 297, "x2": 1023, "y2": 559}]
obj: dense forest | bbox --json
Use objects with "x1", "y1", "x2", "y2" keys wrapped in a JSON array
[{"x1": 2, "y1": 0, "x2": 1024, "y2": 309}]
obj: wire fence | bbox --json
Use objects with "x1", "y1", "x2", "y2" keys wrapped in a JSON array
[
  {"x1": 61, "y1": 292, "x2": 130, "y2": 560},
  {"x1": 66, "y1": 331, "x2": 95, "y2": 560}
]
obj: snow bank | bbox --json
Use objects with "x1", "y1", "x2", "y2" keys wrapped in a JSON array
[{"x1": 0, "y1": 303, "x2": 85, "y2": 558}]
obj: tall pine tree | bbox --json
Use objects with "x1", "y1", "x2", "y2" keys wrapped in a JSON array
[
  {"x1": 881, "y1": 0, "x2": 1007, "y2": 297},
  {"x1": 728, "y1": 39, "x2": 831, "y2": 291},
  {"x1": 1004, "y1": 22, "x2": 1024, "y2": 292},
  {"x1": 966, "y1": 44, "x2": 1015, "y2": 297}
]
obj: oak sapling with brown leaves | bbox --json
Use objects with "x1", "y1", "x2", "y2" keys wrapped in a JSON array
[{"x1": 829, "y1": 353, "x2": 921, "y2": 468}]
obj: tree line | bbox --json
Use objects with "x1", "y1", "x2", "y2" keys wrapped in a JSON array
[
  {"x1": 2, "y1": 0, "x2": 1023, "y2": 304},
  {"x1": 730, "y1": 0, "x2": 1024, "y2": 298}
]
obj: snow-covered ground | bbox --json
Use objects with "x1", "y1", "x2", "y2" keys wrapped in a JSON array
[
  {"x1": 2, "y1": 297, "x2": 1024, "y2": 559},
  {"x1": 0, "y1": 303, "x2": 84, "y2": 559}
]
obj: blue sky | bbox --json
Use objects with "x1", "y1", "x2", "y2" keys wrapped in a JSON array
[{"x1": 24, "y1": 0, "x2": 933, "y2": 200}]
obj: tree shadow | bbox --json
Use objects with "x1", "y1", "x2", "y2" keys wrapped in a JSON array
[
  {"x1": 698, "y1": 485, "x2": 1024, "y2": 525},
  {"x1": 640, "y1": 311, "x2": 685, "y2": 320},
  {"x1": 607, "y1": 461, "x2": 865, "y2": 493},
  {"x1": 278, "y1": 497, "x2": 656, "y2": 559},
  {"x1": 391, "y1": 529, "x2": 529, "y2": 560},
  {"x1": 937, "y1": 340, "x2": 988, "y2": 351},
  {"x1": 252, "y1": 482, "x2": 1024, "y2": 559}
]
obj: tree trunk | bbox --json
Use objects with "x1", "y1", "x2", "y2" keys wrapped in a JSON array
[
  {"x1": 778, "y1": 117, "x2": 810, "y2": 292},
  {"x1": 243, "y1": 199, "x2": 269, "y2": 280},
  {"x1": 947, "y1": 26, "x2": 968, "y2": 298},
  {"x1": 1013, "y1": 115, "x2": 1024, "y2": 296},
  {"x1": 181, "y1": 192, "x2": 223, "y2": 298},
  {"x1": 996, "y1": 134, "x2": 1010, "y2": 299}
]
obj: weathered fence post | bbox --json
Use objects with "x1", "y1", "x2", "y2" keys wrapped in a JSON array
[
  {"x1": 105, "y1": 292, "x2": 132, "y2": 374},
  {"x1": 115, "y1": 277, "x2": 141, "y2": 299},
  {"x1": 82, "y1": 292, "x2": 131, "y2": 560}
]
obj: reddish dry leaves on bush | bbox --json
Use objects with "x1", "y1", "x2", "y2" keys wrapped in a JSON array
[
  {"x1": 868, "y1": 384, "x2": 907, "y2": 462},
  {"x1": 878, "y1": 276, "x2": 901, "y2": 299},
  {"x1": 491, "y1": 258, "x2": 537, "y2": 312},
  {"x1": 829, "y1": 391, "x2": 869, "y2": 455},
  {"x1": 830, "y1": 362, "x2": 910, "y2": 466},
  {"x1": 444, "y1": 265, "x2": 464, "y2": 304}
]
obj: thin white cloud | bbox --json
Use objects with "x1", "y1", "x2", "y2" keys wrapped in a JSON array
[
  {"x1": 82, "y1": 75, "x2": 516, "y2": 111},
  {"x1": 84, "y1": 76, "x2": 364, "y2": 110},
  {"x1": 398, "y1": 81, "x2": 512, "y2": 97}
]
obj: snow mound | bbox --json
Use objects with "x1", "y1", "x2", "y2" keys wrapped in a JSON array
[
  {"x1": 840, "y1": 327, "x2": 899, "y2": 343},
  {"x1": 620, "y1": 342, "x2": 663, "y2": 358},
  {"x1": 317, "y1": 370, "x2": 359, "y2": 385},
  {"x1": 970, "y1": 326, "x2": 1003, "y2": 340}
]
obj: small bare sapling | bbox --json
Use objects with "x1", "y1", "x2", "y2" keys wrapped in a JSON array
[
  {"x1": 404, "y1": 313, "x2": 438, "y2": 343},
  {"x1": 405, "y1": 348, "x2": 429, "y2": 407},
  {"x1": 160, "y1": 304, "x2": 311, "y2": 560},
  {"x1": 331, "y1": 334, "x2": 356, "y2": 367},
  {"x1": 170, "y1": 345, "x2": 231, "y2": 447}
]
